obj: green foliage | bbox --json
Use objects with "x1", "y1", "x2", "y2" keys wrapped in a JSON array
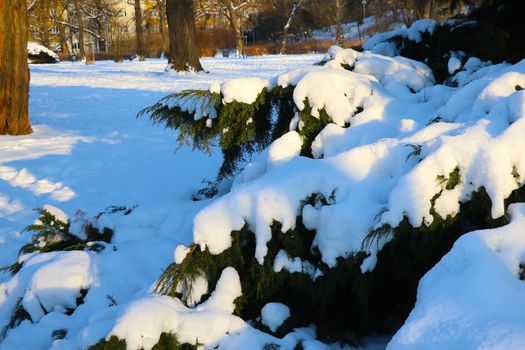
[
  {"x1": 405, "y1": 144, "x2": 423, "y2": 162},
  {"x1": 1, "y1": 206, "x2": 129, "y2": 276},
  {"x1": 89, "y1": 336, "x2": 127, "y2": 350},
  {"x1": 17, "y1": 208, "x2": 113, "y2": 257},
  {"x1": 296, "y1": 99, "x2": 332, "y2": 157},
  {"x1": 0, "y1": 298, "x2": 31, "y2": 340},
  {"x1": 436, "y1": 167, "x2": 461, "y2": 191},
  {"x1": 379, "y1": 0, "x2": 525, "y2": 83},
  {"x1": 155, "y1": 183, "x2": 525, "y2": 342},
  {"x1": 89, "y1": 333, "x2": 199, "y2": 350},
  {"x1": 0, "y1": 261, "x2": 23, "y2": 275},
  {"x1": 52, "y1": 329, "x2": 67, "y2": 340},
  {"x1": 151, "y1": 332, "x2": 200, "y2": 350}
]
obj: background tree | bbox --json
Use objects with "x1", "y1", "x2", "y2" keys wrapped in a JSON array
[
  {"x1": 134, "y1": 0, "x2": 145, "y2": 60},
  {"x1": 217, "y1": 0, "x2": 255, "y2": 57},
  {"x1": 166, "y1": 0, "x2": 203, "y2": 71},
  {"x1": 280, "y1": 0, "x2": 304, "y2": 54},
  {"x1": 155, "y1": 0, "x2": 167, "y2": 53},
  {"x1": 0, "y1": 0, "x2": 32, "y2": 135}
]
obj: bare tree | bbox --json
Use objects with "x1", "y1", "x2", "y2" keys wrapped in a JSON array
[
  {"x1": 280, "y1": 0, "x2": 304, "y2": 54},
  {"x1": 155, "y1": 0, "x2": 167, "y2": 53},
  {"x1": 218, "y1": 0, "x2": 253, "y2": 57},
  {"x1": 0, "y1": 0, "x2": 32, "y2": 135},
  {"x1": 334, "y1": 0, "x2": 345, "y2": 47},
  {"x1": 134, "y1": 0, "x2": 145, "y2": 60},
  {"x1": 166, "y1": 0, "x2": 203, "y2": 71}
]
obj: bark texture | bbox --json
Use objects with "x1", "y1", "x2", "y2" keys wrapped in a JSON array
[
  {"x1": 0, "y1": 0, "x2": 32, "y2": 135},
  {"x1": 73, "y1": 0, "x2": 85, "y2": 59},
  {"x1": 134, "y1": 0, "x2": 145, "y2": 60},
  {"x1": 166, "y1": 0, "x2": 203, "y2": 71}
]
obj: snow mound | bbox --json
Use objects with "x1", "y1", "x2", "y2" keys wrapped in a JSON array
[
  {"x1": 363, "y1": 19, "x2": 437, "y2": 55},
  {"x1": 221, "y1": 77, "x2": 271, "y2": 104},
  {"x1": 110, "y1": 267, "x2": 243, "y2": 349},
  {"x1": 388, "y1": 204, "x2": 525, "y2": 349},
  {"x1": 190, "y1": 54, "x2": 525, "y2": 270},
  {"x1": 22, "y1": 251, "x2": 92, "y2": 322},
  {"x1": 261, "y1": 302, "x2": 290, "y2": 332},
  {"x1": 27, "y1": 42, "x2": 60, "y2": 64}
]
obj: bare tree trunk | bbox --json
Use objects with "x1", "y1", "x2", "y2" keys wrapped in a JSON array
[
  {"x1": 134, "y1": 0, "x2": 145, "y2": 60},
  {"x1": 280, "y1": 1, "x2": 301, "y2": 55},
  {"x1": 422, "y1": 0, "x2": 434, "y2": 18},
  {"x1": 157, "y1": 0, "x2": 167, "y2": 54},
  {"x1": 235, "y1": 22, "x2": 244, "y2": 58},
  {"x1": 73, "y1": 0, "x2": 85, "y2": 59},
  {"x1": 0, "y1": 0, "x2": 32, "y2": 135},
  {"x1": 166, "y1": 0, "x2": 203, "y2": 71},
  {"x1": 335, "y1": 0, "x2": 344, "y2": 47}
]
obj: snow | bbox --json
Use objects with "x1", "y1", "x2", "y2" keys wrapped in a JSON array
[
  {"x1": 22, "y1": 251, "x2": 92, "y2": 322},
  {"x1": 110, "y1": 267, "x2": 243, "y2": 350},
  {"x1": 448, "y1": 56, "x2": 462, "y2": 75},
  {"x1": 41, "y1": 204, "x2": 68, "y2": 223},
  {"x1": 363, "y1": 19, "x2": 438, "y2": 55},
  {"x1": 0, "y1": 55, "x2": 322, "y2": 350},
  {"x1": 27, "y1": 42, "x2": 60, "y2": 63},
  {"x1": 261, "y1": 302, "x2": 290, "y2": 332},
  {"x1": 388, "y1": 204, "x2": 525, "y2": 350},
  {"x1": 221, "y1": 77, "x2": 271, "y2": 104},
  {"x1": 311, "y1": 13, "x2": 404, "y2": 43},
  {"x1": 1, "y1": 38, "x2": 525, "y2": 349}
]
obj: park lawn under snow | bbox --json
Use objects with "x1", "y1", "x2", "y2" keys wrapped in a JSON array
[
  {"x1": 2, "y1": 24, "x2": 525, "y2": 349},
  {"x1": 0, "y1": 55, "x2": 335, "y2": 349}
]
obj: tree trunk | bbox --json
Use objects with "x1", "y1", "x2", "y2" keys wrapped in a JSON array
[
  {"x1": 235, "y1": 23, "x2": 244, "y2": 58},
  {"x1": 335, "y1": 0, "x2": 344, "y2": 47},
  {"x1": 422, "y1": 0, "x2": 434, "y2": 18},
  {"x1": 166, "y1": 0, "x2": 203, "y2": 71},
  {"x1": 157, "y1": 0, "x2": 167, "y2": 54},
  {"x1": 280, "y1": 2, "x2": 301, "y2": 55},
  {"x1": 0, "y1": 0, "x2": 32, "y2": 135},
  {"x1": 73, "y1": 0, "x2": 85, "y2": 59},
  {"x1": 134, "y1": 0, "x2": 145, "y2": 60}
]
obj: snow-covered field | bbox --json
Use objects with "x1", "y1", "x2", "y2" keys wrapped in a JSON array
[
  {"x1": 3, "y1": 22, "x2": 525, "y2": 349},
  {"x1": 0, "y1": 55, "x2": 326, "y2": 349}
]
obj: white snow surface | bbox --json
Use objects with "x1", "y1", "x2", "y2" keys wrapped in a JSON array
[
  {"x1": 110, "y1": 267, "x2": 242, "y2": 350},
  {"x1": 261, "y1": 302, "x2": 291, "y2": 332},
  {"x1": 1, "y1": 43, "x2": 525, "y2": 350},
  {"x1": 0, "y1": 55, "x2": 326, "y2": 350},
  {"x1": 363, "y1": 19, "x2": 437, "y2": 55},
  {"x1": 388, "y1": 204, "x2": 525, "y2": 349},
  {"x1": 27, "y1": 42, "x2": 60, "y2": 63},
  {"x1": 191, "y1": 49, "x2": 525, "y2": 269}
]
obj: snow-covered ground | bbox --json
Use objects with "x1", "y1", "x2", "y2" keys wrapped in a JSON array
[
  {"x1": 3, "y1": 27, "x2": 525, "y2": 349},
  {"x1": 0, "y1": 55, "x2": 326, "y2": 349},
  {"x1": 311, "y1": 13, "x2": 404, "y2": 42}
]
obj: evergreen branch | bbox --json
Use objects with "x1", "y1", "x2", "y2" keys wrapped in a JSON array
[
  {"x1": 405, "y1": 144, "x2": 422, "y2": 162},
  {"x1": 361, "y1": 223, "x2": 393, "y2": 250}
]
